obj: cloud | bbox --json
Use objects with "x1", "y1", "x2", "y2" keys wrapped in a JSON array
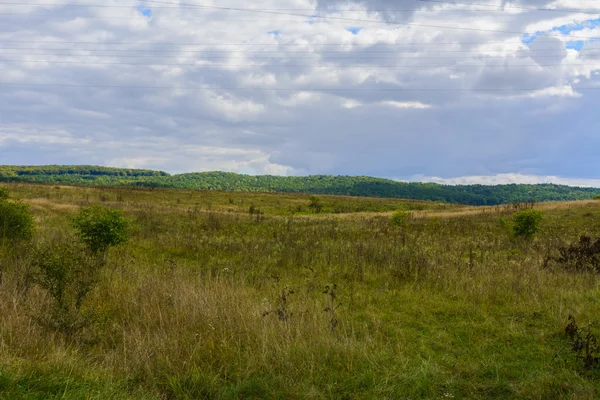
[
  {"x1": 379, "y1": 100, "x2": 432, "y2": 109},
  {"x1": 0, "y1": 125, "x2": 90, "y2": 145},
  {"x1": 417, "y1": 173, "x2": 600, "y2": 188},
  {"x1": 0, "y1": 0, "x2": 599, "y2": 182}
]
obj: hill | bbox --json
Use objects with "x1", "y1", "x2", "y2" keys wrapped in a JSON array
[{"x1": 1, "y1": 165, "x2": 599, "y2": 205}]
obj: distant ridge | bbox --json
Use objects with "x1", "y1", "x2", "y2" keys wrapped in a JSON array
[{"x1": 1, "y1": 165, "x2": 599, "y2": 206}]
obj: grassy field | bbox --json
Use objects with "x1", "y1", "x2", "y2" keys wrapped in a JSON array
[{"x1": 1, "y1": 183, "x2": 600, "y2": 399}]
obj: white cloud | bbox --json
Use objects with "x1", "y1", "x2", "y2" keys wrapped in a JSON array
[
  {"x1": 417, "y1": 173, "x2": 600, "y2": 188},
  {"x1": 0, "y1": 126, "x2": 90, "y2": 145},
  {"x1": 0, "y1": 0, "x2": 599, "y2": 182},
  {"x1": 108, "y1": 156, "x2": 170, "y2": 170},
  {"x1": 379, "y1": 100, "x2": 432, "y2": 109},
  {"x1": 341, "y1": 99, "x2": 362, "y2": 109},
  {"x1": 527, "y1": 85, "x2": 583, "y2": 98},
  {"x1": 201, "y1": 91, "x2": 266, "y2": 122}
]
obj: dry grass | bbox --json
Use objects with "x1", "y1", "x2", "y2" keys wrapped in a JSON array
[
  {"x1": 1, "y1": 183, "x2": 600, "y2": 399},
  {"x1": 27, "y1": 198, "x2": 80, "y2": 212}
]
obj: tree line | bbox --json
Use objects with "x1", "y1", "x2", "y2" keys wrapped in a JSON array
[{"x1": 1, "y1": 165, "x2": 599, "y2": 206}]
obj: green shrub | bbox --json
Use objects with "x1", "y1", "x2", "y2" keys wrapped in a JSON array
[
  {"x1": 71, "y1": 206, "x2": 129, "y2": 254},
  {"x1": 512, "y1": 209, "x2": 544, "y2": 239},
  {"x1": 391, "y1": 210, "x2": 411, "y2": 227},
  {"x1": 594, "y1": 195, "x2": 600, "y2": 200},
  {"x1": 308, "y1": 196, "x2": 323, "y2": 213},
  {"x1": 0, "y1": 200, "x2": 34, "y2": 241},
  {"x1": 0, "y1": 187, "x2": 9, "y2": 200}
]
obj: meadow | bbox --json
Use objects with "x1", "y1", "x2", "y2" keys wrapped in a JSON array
[{"x1": 1, "y1": 183, "x2": 600, "y2": 399}]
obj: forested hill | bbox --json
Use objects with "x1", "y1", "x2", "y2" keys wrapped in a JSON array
[{"x1": 1, "y1": 165, "x2": 599, "y2": 206}]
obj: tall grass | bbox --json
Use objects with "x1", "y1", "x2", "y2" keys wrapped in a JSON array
[{"x1": 1, "y1": 183, "x2": 600, "y2": 398}]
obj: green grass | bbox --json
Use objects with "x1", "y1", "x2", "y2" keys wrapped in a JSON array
[
  {"x1": 0, "y1": 360, "x2": 153, "y2": 400},
  {"x1": 1, "y1": 183, "x2": 600, "y2": 399}
]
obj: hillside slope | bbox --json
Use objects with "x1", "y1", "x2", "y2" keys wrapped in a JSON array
[{"x1": 1, "y1": 165, "x2": 599, "y2": 205}]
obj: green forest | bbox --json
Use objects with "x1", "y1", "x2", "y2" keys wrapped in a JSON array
[{"x1": 1, "y1": 165, "x2": 599, "y2": 205}]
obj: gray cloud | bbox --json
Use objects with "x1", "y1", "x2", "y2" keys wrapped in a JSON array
[
  {"x1": 0, "y1": 0, "x2": 599, "y2": 181},
  {"x1": 316, "y1": 0, "x2": 417, "y2": 23}
]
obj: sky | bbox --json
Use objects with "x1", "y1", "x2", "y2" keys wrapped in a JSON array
[{"x1": 0, "y1": 0, "x2": 599, "y2": 186}]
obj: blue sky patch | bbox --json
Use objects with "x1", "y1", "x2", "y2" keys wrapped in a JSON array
[
  {"x1": 268, "y1": 30, "x2": 281, "y2": 36},
  {"x1": 346, "y1": 27, "x2": 362, "y2": 35},
  {"x1": 522, "y1": 34, "x2": 537, "y2": 45},
  {"x1": 566, "y1": 41, "x2": 585, "y2": 51},
  {"x1": 136, "y1": 2, "x2": 152, "y2": 17},
  {"x1": 523, "y1": 17, "x2": 600, "y2": 49}
]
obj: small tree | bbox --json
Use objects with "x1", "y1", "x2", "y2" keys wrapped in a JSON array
[
  {"x1": 31, "y1": 241, "x2": 102, "y2": 337},
  {"x1": 308, "y1": 196, "x2": 323, "y2": 213},
  {"x1": 71, "y1": 206, "x2": 129, "y2": 255},
  {"x1": 0, "y1": 187, "x2": 9, "y2": 200},
  {"x1": 0, "y1": 200, "x2": 34, "y2": 241},
  {"x1": 512, "y1": 209, "x2": 543, "y2": 239}
]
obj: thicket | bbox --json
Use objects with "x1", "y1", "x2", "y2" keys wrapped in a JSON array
[{"x1": 546, "y1": 236, "x2": 600, "y2": 273}]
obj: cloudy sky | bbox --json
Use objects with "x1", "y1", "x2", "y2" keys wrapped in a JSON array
[{"x1": 0, "y1": 0, "x2": 599, "y2": 185}]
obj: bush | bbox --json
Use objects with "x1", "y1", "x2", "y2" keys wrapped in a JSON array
[
  {"x1": 0, "y1": 200, "x2": 34, "y2": 241},
  {"x1": 391, "y1": 210, "x2": 411, "y2": 227},
  {"x1": 71, "y1": 206, "x2": 129, "y2": 254},
  {"x1": 0, "y1": 187, "x2": 9, "y2": 200},
  {"x1": 512, "y1": 209, "x2": 543, "y2": 239},
  {"x1": 594, "y1": 195, "x2": 600, "y2": 200},
  {"x1": 31, "y1": 241, "x2": 102, "y2": 337},
  {"x1": 308, "y1": 196, "x2": 323, "y2": 213}
]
